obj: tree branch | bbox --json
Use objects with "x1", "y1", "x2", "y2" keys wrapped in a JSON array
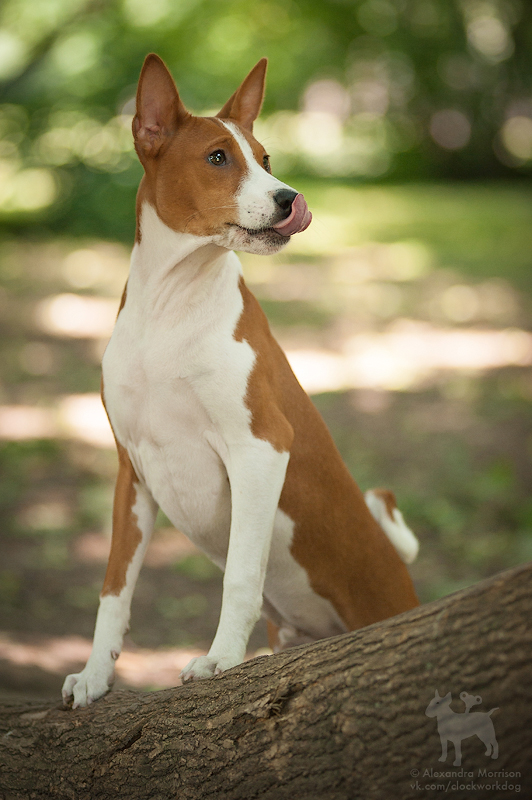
[{"x1": 1, "y1": 563, "x2": 531, "y2": 799}]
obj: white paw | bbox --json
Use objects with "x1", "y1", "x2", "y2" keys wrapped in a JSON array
[
  {"x1": 180, "y1": 653, "x2": 241, "y2": 683},
  {"x1": 62, "y1": 666, "x2": 113, "y2": 708}
]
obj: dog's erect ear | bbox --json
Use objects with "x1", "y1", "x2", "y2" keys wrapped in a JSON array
[
  {"x1": 216, "y1": 58, "x2": 267, "y2": 132},
  {"x1": 133, "y1": 54, "x2": 188, "y2": 159}
]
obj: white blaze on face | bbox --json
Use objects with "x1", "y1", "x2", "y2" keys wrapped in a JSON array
[{"x1": 221, "y1": 121, "x2": 296, "y2": 232}]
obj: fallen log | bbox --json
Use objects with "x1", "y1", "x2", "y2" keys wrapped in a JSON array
[{"x1": 0, "y1": 562, "x2": 531, "y2": 799}]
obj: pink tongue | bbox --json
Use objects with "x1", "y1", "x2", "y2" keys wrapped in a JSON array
[{"x1": 272, "y1": 193, "x2": 312, "y2": 237}]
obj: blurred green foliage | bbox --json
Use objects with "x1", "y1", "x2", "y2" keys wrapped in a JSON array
[
  {"x1": 155, "y1": 593, "x2": 209, "y2": 621},
  {"x1": 173, "y1": 554, "x2": 222, "y2": 582},
  {"x1": 1, "y1": 0, "x2": 532, "y2": 241}
]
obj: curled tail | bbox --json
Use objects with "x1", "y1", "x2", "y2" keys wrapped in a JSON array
[{"x1": 365, "y1": 488, "x2": 419, "y2": 565}]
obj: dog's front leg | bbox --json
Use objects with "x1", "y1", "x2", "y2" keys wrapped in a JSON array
[
  {"x1": 62, "y1": 445, "x2": 158, "y2": 707},
  {"x1": 181, "y1": 441, "x2": 290, "y2": 681}
]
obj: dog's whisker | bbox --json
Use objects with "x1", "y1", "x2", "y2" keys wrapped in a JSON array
[{"x1": 183, "y1": 204, "x2": 240, "y2": 231}]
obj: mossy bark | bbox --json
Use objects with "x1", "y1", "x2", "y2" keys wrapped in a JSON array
[{"x1": 1, "y1": 563, "x2": 531, "y2": 800}]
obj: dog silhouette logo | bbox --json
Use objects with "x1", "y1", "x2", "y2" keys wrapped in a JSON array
[{"x1": 425, "y1": 690, "x2": 498, "y2": 767}]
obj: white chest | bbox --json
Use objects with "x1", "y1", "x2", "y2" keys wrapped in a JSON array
[{"x1": 101, "y1": 241, "x2": 251, "y2": 556}]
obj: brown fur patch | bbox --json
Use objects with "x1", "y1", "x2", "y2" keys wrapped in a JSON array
[
  {"x1": 101, "y1": 442, "x2": 143, "y2": 597},
  {"x1": 117, "y1": 281, "x2": 128, "y2": 316},
  {"x1": 233, "y1": 281, "x2": 418, "y2": 629},
  {"x1": 267, "y1": 620, "x2": 280, "y2": 652},
  {"x1": 234, "y1": 278, "x2": 294, "y2": 453},
  {"x1": 100, "y1": 381, "x2": 143, "y2": 597}
]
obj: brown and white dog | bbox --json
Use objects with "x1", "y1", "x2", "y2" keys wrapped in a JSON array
[{"x1": 62, "y1": 55, "x2": 419, "y2": 708}]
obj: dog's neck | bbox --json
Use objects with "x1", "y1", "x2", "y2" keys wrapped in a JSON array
[{"x1": 128, "y1": 201, "x2": 240, "y2": 319}]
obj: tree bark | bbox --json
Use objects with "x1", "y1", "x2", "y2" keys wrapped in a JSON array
[{"x1": 1, "y1": 563, "x2": 531, "y2": 800}]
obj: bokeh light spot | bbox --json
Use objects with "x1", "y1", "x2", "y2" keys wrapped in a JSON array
[
  {"x1": 501, "y1": 116, "x2": 532, "y2": 162},
  {"x1": 430, "y1": 109, "x2": 471, "y2": 150}
]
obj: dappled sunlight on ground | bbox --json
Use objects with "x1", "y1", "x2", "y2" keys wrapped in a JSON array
[
  {"x1": 0, "y1": 394, "x2": 113, "y2": 446},
  {"x1": 285, "y1": 322, "x2": 532, "y2": 393},
  {"x1": 0, "y1": 633, "x2": 93, "y2": 677},
  {"x1": 73, "y1": 528, "x2": 197, "y2": 568},
  {"x1": 0, "y1": 631, "x2": 204, "y2": 693},
  {"x1": 36, "y1": 293, "x2": 117, "y2": 339},
  {"x1": 0, "y1": 631, "x2": 271, "y2": 697}
]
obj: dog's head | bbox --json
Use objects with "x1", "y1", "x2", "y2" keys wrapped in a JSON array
[
  {"x1": 425, "y1": 689, "x2": 453, "y2": 717},
  {"x1": 132, "y1": 54, "x2": 311, "y2": 255}
]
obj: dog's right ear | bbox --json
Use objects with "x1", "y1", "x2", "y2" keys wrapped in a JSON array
[
  {"x1": 216, "y1": 58, "x2": 267, "y2": 132},
  {"x1": 133, "y1": 54, "x2": 188, "y2": 159}
]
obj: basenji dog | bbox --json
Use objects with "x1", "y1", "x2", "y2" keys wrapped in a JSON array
[{"x1": 62, "y1": 55, "x2": 419, "y2": 708}]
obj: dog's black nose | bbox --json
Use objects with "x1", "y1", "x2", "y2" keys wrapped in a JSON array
[{"x1": 273, "y1": 188, "x2": 298, "y2": 216}]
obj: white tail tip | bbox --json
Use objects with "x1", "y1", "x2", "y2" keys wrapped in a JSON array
[{"x1": 365, "y1": 489, "x2": 419, "y2": 564}]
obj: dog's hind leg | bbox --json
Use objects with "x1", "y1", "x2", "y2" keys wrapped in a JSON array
[
  {"x1": 62, "y1": 444, "x2": 158, "y2": 707},
  {"x1": 267, "y1": 620, "x2": 280, "y2": 652}
]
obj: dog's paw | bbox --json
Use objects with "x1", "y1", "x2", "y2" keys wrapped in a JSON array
[
  {"x1": 180, "y1": 654, "x2": 240, "y2": 683},
  {"x1": 62, "y1": 667, "x2": 112, "y2": 709}
]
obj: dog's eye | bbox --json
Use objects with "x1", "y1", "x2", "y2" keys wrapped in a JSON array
[
  {"x1": 263, "y1": 155, "x2": 271, "y2": 173},
  {"x1": 208, "y1": 150, "x2": 227, "y2": 166}
]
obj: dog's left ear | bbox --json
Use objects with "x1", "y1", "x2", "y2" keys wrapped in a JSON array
[{"x1": 216, "y1": 58, "x2": 267, "y2": 132}]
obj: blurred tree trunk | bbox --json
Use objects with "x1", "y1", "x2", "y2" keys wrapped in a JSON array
[{"x1": 0, "y1": 563, "x2": 531, "y2": 800}]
